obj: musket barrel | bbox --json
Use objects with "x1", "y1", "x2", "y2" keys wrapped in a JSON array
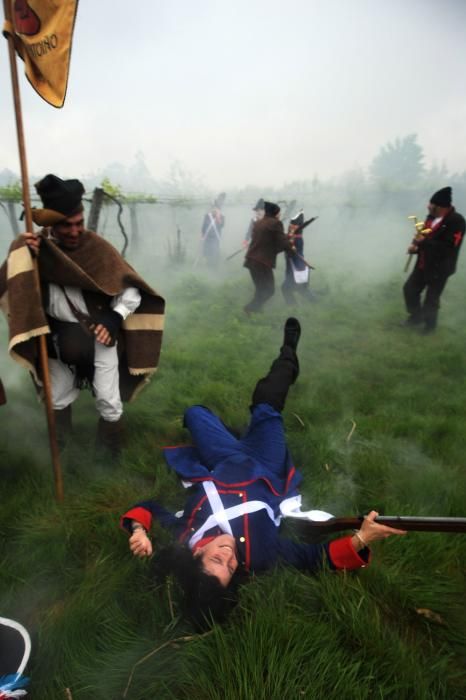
[
  {"x1": 290, "y1": 515, "x2": 466, "y2": 539},
  {"x1": 375, "y1": 516, "x2": 466, "y2": 533}
]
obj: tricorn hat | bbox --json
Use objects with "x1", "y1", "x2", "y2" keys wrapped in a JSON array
[
  {"x1": 32, "y1": 174, "x2": 85, "y2": 226},
  {"x1": 430, "y1": 187, "x2": 452, "y2": 208},
  {"x1": 252, "y1": 198, "x2": 265, "y2": 211},
  {"x1": 264, "y1": 201, "x2": 280, "y2": 217}
]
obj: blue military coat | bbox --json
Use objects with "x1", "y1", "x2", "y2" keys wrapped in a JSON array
[{"x1": 122, "y1": 405, "x2": 367, "y2": 573}]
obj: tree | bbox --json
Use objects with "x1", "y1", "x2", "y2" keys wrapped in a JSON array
[{"x1": 370, "y1": 134, "x2": 425, "y2": 190}]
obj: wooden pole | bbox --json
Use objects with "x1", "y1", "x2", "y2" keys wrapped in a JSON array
[
  {"x1": 129, "y1": 202, "x2": 139, "y2": 251},
  {"x1": 87, "y1": 186, "x2": 104, "y2": 232},
  {"x1": 3, "y1": 0, "x2": 64, "y2": 501}
]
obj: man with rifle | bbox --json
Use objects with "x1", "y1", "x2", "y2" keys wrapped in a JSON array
[
  {"x1": 402, "y1": 187, "x2": 465, "y2": 333},
  {"x1": 282, "y1": 210, "x2": 317, "y2": 305},
  {"x1": 121, "y1": 318, "x2": 408, "y2": 628},
  {"x1": 0, "y1": 174, "x2": 165, "y2": 455}
]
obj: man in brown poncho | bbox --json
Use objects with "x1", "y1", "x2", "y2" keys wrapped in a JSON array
[{"x1": 0, "y1": 174, "x2": 165, "y2": 454}]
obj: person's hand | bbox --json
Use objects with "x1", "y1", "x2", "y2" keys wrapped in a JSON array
[
  {"x1": 90, "y1": 323, "x2": 112, "y2": 346},
  {"x1": 352, "y1": 510, "x2": 407, "y2": 551},
  {"x1": 92, "y1": 310, "x2": 121, "y2": 346},
  {"x1": 21, "y1": 232, "x2": 41, "y2": 256},
  {"x1": 242, "y1": 240, "x2": 249, "y2": 249},
  {"x1": 407, "y1": 244, "x2": 418, "y2": 254},
  {"x1": 129, "y1": 529, "x2": 153, "y2": 558}
]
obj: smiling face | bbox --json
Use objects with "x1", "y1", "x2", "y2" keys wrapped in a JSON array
[
  {"x1": 193, "y1": 534, "x2": 239, "y2": 587},
  {"x1": 51, "y1": 210, "x2": 85, "y2": 250}
]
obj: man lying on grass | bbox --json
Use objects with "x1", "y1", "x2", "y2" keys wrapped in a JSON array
[{"x1": 121, "y1": 318, "x2": 405, "y2": 628}]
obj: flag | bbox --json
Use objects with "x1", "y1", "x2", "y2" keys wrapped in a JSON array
[{"x1": 3, "y1": 0, "x2": 79, "y2": 108}]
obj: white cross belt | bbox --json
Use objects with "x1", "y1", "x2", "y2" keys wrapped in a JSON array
[
  {"x1": 187, "y1": 482, "x2": 335, "y2": 548},
  {"x1": 188, "y1": 481, "x2": 281, "y2": 547}
]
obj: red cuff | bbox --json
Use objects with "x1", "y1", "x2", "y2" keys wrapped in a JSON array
[
  {"x1": 328, "y1": 536, "x2": 371, "y2": 570},
  {"x1": 120, "y1": 507, "x2": 152, "y2": 533}
]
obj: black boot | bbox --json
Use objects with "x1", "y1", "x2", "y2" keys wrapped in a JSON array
[
  {"x1": 54, "y1": 405, "x2": 72, "y2": 449},
  {"x1": 96, "y1": 417, "x2": 124, "y2": 457},
  {"x1": 283, "y1": 317, "x2": 301, "y2": 351}
]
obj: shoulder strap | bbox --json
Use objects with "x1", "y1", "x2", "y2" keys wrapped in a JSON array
[{"x1": 60, "y1": 287, "x2": 93, "y2": 334}]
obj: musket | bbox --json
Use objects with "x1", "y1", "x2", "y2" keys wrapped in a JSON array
[
  {"x1": 226, "y1": 246, "x2": 246, "y2": 261},
  {"x1": 291, "y1": 215, "x2": 318, "y2": 235},
  {"x1": 290, "y1": 515, "x2": 466, "y2": 541},
  {"x1": 226, "y1": 215, "x2": 318, "y2": 263},
  {"x1": 226, "y1": 239, "x2": 316, "y2": 267},
  {"x1": 287, "y1": 216, "x2": 318, "y2": 269},
  {"x1": 294, "y1": 252, "x2": 315, "y2": 270}
]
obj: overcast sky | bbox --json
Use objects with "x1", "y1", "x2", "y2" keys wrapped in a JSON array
[{"x1": 1, "y1": 0, "x2": 465, "y2": 189}]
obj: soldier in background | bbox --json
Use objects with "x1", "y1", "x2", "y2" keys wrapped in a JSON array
[
  {"x1": 201, "y1": 192, "x2": 226, "y2": 266},
  {"x1": 402, "y1": 187, "x2": 465, "y2": 333},
  {"x1": 282, "y1": 210, "x2": 317, "y2": 305}
]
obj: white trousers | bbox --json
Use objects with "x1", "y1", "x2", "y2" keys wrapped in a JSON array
[{"x1": 49, "y1": 340, "x2": 123, "y2": 422}]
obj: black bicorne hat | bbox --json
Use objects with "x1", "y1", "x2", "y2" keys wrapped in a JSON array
[
  {"x1": 430, "y1": 187, "x2": 452, "y2": 207},
  {"x1": 264, "y1": 201, "x2": 280, "y2": 217},
  {"x1": 290, "y1": 211, "x2": 304, "y2": 227}
]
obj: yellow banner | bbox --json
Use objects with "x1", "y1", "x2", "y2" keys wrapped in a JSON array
[{"x1": 3, "y1": 0, "x2": 79, "y2": 108}]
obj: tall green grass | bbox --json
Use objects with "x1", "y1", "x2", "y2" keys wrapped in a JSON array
[{"x1": 1, "y1": 264, "x2": 466, "y2": 699}]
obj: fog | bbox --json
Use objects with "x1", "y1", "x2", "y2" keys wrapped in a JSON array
[
  {"x1": 2, "y1": 0, "x2": 466, "y2": 386},
  {"x1": 0, "y1": 0, "x2": 466, "y2": 188}
]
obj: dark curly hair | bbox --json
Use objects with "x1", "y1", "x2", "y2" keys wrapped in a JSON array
[{"x1": 150, "y1": 544, "x2": 248, "y2": 630}]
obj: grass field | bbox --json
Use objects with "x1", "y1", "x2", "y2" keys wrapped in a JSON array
[{"x1": 1, "y1": 257, "x2": 466, "y2": 700}]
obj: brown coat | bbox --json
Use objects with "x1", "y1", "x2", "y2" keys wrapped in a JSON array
[
  {"x1": 0, "y1": 230, "x2": 165, "y2": 402},
  {"x1": 244, "y1": 216, "x2": 293, "y2": 269}
]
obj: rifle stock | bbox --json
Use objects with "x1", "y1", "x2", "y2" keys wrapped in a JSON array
[
  {"x1": 290, "y1": 516, "x2": 466, "y2": 540},
  {"x1": 297, "y1": 216, "x2": 317, "y2": 232}
]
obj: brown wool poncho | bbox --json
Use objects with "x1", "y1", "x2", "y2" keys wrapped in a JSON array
[{"x1": 0, "y1": 229, "x2": 165, "y2": 401}]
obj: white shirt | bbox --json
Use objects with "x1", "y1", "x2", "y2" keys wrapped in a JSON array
[{"x1": 47, "y1": 284, "x2": 141, "y2": 322}]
